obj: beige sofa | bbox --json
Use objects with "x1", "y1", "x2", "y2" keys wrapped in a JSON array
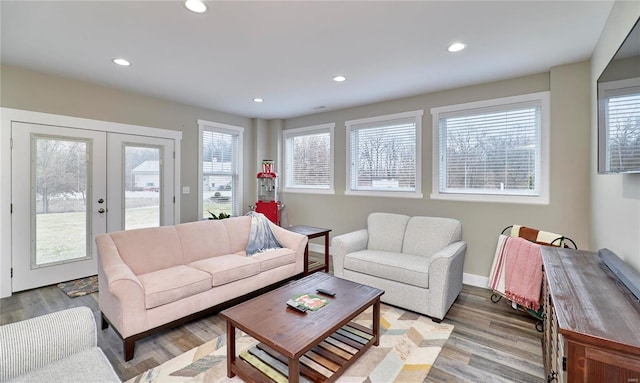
[
  {"x1": 332, "y1": 213, "x2": 466, "y2": 320},
  {"x1": 96, "y1": 216, "x2": 307, "y2": 361}
]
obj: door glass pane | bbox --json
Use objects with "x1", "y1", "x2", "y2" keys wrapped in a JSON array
[
  {"x1": 34, "y1": 136, "x2": 89, "y2": 266},
  {"x1": 125, "y1": 145, "x2": 161, "y2": 230}
]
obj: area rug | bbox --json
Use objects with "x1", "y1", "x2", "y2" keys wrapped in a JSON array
[
  {"x1": 57, "y1": 275, "x2": 99, "y2": 298},
  {"x1": 127, "y1": 304, "x2": 453, "y2": 383}
]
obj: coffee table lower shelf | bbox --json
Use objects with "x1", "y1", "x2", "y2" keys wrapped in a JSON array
[{"x1": 231, "y1": 321, "x2": 375, "y2": 383}]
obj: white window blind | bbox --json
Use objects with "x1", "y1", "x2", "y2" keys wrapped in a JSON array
[
  {"x1": 605, "y1": 90, "x2": 640, "y2": 172},
  {"x1": 431, "y1": 92, "x2": 549, "y2": 204},
  {"x1": 346, "y1": 110, "x2": 423, "y2": 196},
  {"x1": 439, "y1": 106, "x2": 540, "y2": 194},
  {"x1": 284, "y1": 124, "x2": 333, "y2": 191},
  {"x1": 199, "y1": 121, "x2": 243, "y2": 217}
]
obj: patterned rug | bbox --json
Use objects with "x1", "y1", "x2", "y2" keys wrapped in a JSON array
[
  {"x1": 127, "y1": 304, "x2": 453, "y2": 383},
  {"x1": 57, "y1": 275, "x2": 99, "y2": 298}
]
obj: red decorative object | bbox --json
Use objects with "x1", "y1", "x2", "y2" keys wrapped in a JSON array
[{"x1": 255, "y1": 160, "x2": 282, "y2": 225}]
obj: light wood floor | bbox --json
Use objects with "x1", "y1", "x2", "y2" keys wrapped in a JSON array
[{"x1": 0, "y1": 278, "x2": 544, "y2": 382}]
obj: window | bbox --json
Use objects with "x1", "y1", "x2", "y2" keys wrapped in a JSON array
[
  {"x1": 346, "y1": 110, "x2": 423, "y2": 198},
  {"x1": 283, "y1": 123, "x2": 334, "y2": 194},
  {"x1": 431, "y1": 92, "x2": 549, "y2": 204},
  {"x1": 198, "y1": 120, "x2": 243, "y2": 219},
  {"x1": 598, "y1": 79, "x2": 640, "y2": 173}
]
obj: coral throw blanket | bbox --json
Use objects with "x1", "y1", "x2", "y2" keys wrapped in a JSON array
[{"x1": 489, "y1": 235, "x2": 543, "y2": 311}]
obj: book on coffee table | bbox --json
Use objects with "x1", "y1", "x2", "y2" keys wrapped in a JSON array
[{"x1": 292, "y1": 293, "x2": 328, "y2": 311}]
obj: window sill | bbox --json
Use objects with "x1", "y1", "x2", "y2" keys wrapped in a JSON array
[
  {"x1": 283, "y1": 188, "x2": 335, "y2": 195},
  {"x1": 345, "y1": 190, "x2": 424, "y2": 199},
  {"x1": 430, "y1": 192, "x2": 549, "y2": 205}
]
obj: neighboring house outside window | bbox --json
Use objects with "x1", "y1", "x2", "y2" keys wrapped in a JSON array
[
  {"x1": 198, "y1": 120, "x2": 243, "y2": 219},
  {"x1": 431, "y1": 92, "x2": 550, "y2": 204},
  {"x1": 283, "y1": 123, "x2": 335, "y2": 194},
  {"x1": 345, "y1": 110, "x2": 423, "y2": 198},
  {"x1": 131, "y1": 160, "x2": 159, "y2": 191}
]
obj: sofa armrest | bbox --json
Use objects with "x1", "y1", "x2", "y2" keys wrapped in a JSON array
[
  {"x1": 427, "y1": 241, "x2": 467, "y2": 319},
  {"x1": 269, "y1": 222, "x2": 308, "y2": 274},
  {"x1": 331, "y1": 229, "x2": 369, "y2": 278},
  {"x1": 96, "y1": 234, "x2": 147, "y2": 338},
  {"x1": 0, "y1": 307, "x2": 97, "y2": 381}
]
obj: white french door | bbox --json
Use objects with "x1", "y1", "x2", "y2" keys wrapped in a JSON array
[
  {"x1": 11, "y1": 123, "x2": 176, "y2": 292},
  {"x1": 106, "y1": 134, "x2": 175, "y2": 232},
  {"x1": 12, "y1": 123, "x2": 107, "y2": 291}
]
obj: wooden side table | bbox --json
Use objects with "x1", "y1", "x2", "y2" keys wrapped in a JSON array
[{"x1": 286, "y1": 225, "x2": 331, "y2": 275}]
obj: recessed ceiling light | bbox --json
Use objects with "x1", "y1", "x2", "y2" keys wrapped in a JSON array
[
  {"x1": 112, "y1": 58, "x2": 131, "y2": 66},
  {"x1": 185, "y1": 0, "x2": 207, "y2": 13},
  {"x1": 333, "y1": 75, "x2": 346, "y2": 82},
  {"x1": 448, "y1": 42, "x2": 467, "y2": 53},
  {"x1": 253, "y1": 98, "x2": 264, "y2": 103}
]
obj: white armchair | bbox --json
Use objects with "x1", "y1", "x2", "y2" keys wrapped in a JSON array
[
  {"x1": 332, "y1": 213, "x2": 466, "y2": 320},
  {"x1": 0, "y1": 306, "x2": 120, "y2": 382}
]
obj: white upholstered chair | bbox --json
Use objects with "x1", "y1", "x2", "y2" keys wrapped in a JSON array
[
  {"x1": 332, "y1": 213, "x2": 467, "y2": 320},
  {"x1": 0, "y1": 306, "x2": 120, "y2": 382}
]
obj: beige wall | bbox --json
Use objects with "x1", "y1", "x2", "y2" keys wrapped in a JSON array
[
  {"x1": 282, "y1": 65, "x2": 592, "y2": 279},
  {"x1": 0, "y1": 64, "x2": 256, "y2": 223},
  {"x1": 1, "y1": 54, "x2": 595, "y2": 281},
  {"x1": 590, "y1": 1, "x2": 640, "y2": 272}
]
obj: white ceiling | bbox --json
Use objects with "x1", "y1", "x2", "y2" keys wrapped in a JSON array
[{"x1": 1, "y1": 1, "x2": 614, "y2": 120}]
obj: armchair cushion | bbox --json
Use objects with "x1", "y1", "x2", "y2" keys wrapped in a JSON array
[
  {"x1": 0, "y1": 307, "x2": 119, "y2": 382},
  {"x1": 402, "y1": 216, "x2": 462, "y2": 257},
  {"x1": 7, "y1": 348, "x2": 120, "y2": 383},
  {"x1": 343, "y1": 250, "x2": 429, "y2": 288},
  {"x1": 366, "y1": 212, "x2": 410, "y2": 252}
]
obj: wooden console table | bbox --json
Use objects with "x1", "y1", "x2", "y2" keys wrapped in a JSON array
[
  {"x1": 541, "y1": 247, "x2": 640, "y2": 382},
  {"x1": 286, "y1": 225, "x2": 331, "y2": 275}
]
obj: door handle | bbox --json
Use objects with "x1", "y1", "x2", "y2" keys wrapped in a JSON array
[{"x1": 98, "y1": 208, "x2": 106, "y2": 214}]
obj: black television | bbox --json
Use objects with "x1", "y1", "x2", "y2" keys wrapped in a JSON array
[{"x1": 597, "y1": 17, "x2": 640, "y2": 174}]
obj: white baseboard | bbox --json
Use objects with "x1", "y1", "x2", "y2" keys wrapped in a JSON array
[
  {"x1": 308, "y1": 243, "x2": 329, "y2": 255},
  {"x1": 463, "y1": 273, "x2": 489, "y2": 288}
]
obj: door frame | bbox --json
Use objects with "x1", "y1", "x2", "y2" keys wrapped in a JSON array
[{"x1": 0, "y1": 108, "x2": 182, "y2": 298}]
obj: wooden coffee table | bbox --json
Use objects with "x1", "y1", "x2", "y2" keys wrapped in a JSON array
[{"x1": 220, "y1": 273, "x2": 384, "y2": 383}]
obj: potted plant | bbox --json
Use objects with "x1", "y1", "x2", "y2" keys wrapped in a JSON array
[{"x1": 207, "y1": 211, "x2": 230, "y2": 220}]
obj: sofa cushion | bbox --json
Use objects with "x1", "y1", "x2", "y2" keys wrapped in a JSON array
[
  {"x1": 176, "y1": 220, "x2": 233, "y2": 264},
  {"x1": 402, "y1": 216, "x2": 462, "y2": 257},
  {"x1": 222, "y1": 216, "x2": 252, "y2": 253},
  {"x1": 109, "y1": 226, "x2": 184, "y2": 275},
  {"x1": 344, "y1": 249, "x2": 429, "y2": 288},
  {"x1": 138, "y1": 265, "x2": 212, "y2": 309},
  {"x1": 367, "y1": 213, "x2": 410, "y2": 253},
  {"x1": 250, "y1": 248, "x2": 297, "y2": 272},
  {"x1": 188, "y1": 254, "x2": 261, "y2": 286},
  {"x1": 6, "y1": 347, "x2": 120, "y2": 383}
]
